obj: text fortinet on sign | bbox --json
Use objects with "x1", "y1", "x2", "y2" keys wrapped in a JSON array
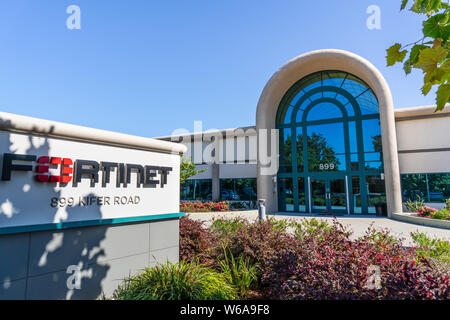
[
  {"x1": 0, "y1": 113, "x2": 184, "y2": 234},
  {"x1": 1, "y1": 153, "x2": 172, "y2": 187}
]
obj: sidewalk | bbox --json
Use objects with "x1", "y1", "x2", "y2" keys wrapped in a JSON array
[{"x1": 186, "y1": 210, "x2": 450, "y2": 245}]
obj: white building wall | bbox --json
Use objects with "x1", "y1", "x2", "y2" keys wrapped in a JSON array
[{"x1": 396, "y1": 117, "x2": 450, "y2": 174}]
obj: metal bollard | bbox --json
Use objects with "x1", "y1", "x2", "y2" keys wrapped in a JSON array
[{"x1": 258, "y1": 199, "x2": 266, "y2": 222}]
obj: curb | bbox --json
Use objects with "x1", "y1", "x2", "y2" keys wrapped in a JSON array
[{"x1": 391, "y1": 212, "x2": 450, "y2": 230}]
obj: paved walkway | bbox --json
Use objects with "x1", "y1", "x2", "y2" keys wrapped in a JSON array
[{"x1": 186, "y1": 210, "x2": 450, "y2": 246}]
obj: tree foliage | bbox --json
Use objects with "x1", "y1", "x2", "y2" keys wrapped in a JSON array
[
  {"x1": 387, "y1": 0, "x2": 450, "y2": 110},
  {"x1": 180, "y1": 156, "x2": 207, "y2": 185}
]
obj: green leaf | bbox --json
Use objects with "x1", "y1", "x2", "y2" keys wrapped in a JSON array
[
  {"x1": 386, "y1": 43, "x2": 408, "y2": 66},
  {"x1": 436, "y1": 83, "x2": 450, "y2": 110},
  {"x1": 422, "y1": 81, "x2": 433, "y2": 94},
  {"x1": 403, "y1": 59, "x2": 413, "y2": 74},
  {"x1": 410, "y1": 44, "x2": 429, "y2": 65},
  {"x1": 401, "y1": 0, "x2": 410, "y2": 10},
  {"x1": 410, "y1": 0, "x2": 426, "y2": 13},
  {"x1": 423, "y1": 13, "x2": 450, "y2": 41},
  {"x1": 414, "y1": 46, "x2": 448, "y2": 73}
]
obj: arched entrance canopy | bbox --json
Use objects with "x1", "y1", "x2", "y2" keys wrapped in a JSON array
[{"x1": 256, "y1": 50, "x2": 402, "y2": 216}]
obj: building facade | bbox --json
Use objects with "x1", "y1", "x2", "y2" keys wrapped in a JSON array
[{"x1": 158, "y1": 50, "x2": 450, "y2": 217}]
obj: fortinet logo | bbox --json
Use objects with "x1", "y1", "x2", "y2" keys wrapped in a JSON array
[{"x1": 1, "y1": 153, "x2": 172, "y2": 188}]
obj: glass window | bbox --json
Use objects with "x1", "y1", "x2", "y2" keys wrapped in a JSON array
[
  {"x1": 298, "y1": 177, "x2": 306, "y2": 212},
  {"x1": 279, "y1": 178, "x2": 294, "y2": 212},
  {"x1": 356, "y1": 90, "x2": 379, "y2": 114},
  {"x1": 220, "y1": 178, "x2": 257, "y2": 201},
  {"x1": 307, "y1": 123, "x2": 346, "y2": 172},
  {"x1": 366, "y1": 175, "x2": 386, "y2": 214},
  {"x1": 279, "y1": 128, "x2": 292, "y2": 173},
  {"x1": 352, "y1": 176, "x2": 362, "y2": 214},
  {"x1": 322, "y1": 71, "x2": 346, "y2": 87},
  {"x1": 362, "y1": 119, "x2": 382, "y2": 153},
  {"x1": 181, "y1": 179, "x2": 212, "y2": 201},
  {"x1": 306, "y1": 102, "x2": 343, "y2": 121},
  {"x1": 348, "y1": 121, "x2": 358, "y2": 154},
  {"x1": 401, "y1": 174, "x2": 427, "y2": 201},
  {"x1": 341, "y1": 75, "x2": 368, "y2": 98},
  {"x1": 427, "y1": 173, "x2": 450, "y2": 203},
  {"x1": 283, "y1": 106, "x2": 293, "y2": 124},
  {"x1": 296, "y1": 127, "x2": 304, "y2": 172}
]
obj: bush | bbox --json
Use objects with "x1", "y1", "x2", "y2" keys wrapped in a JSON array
[
  {"x1": 430, "y1": 208, "x2": 450, "y2": 220},
  {"x1": 260, "y1": 222, "x2": 449, "y2": 300},
  {"x1": 446, "y1": 198, "x2": 450, "y2": 210},
  {"x1": 210, "y1": 217, "x2": 247, "y2": 238},
  {"x1": 218, "y1": 248, "x2": 258, "y2": 298},
  {"x1": 179, "y1": 216, "x2": 217, "y2": 264},
  {"x1": 411, "y1": 231, "x2": 450, "y2": 265},
  {"x1": 417, "y1": 206, "x2": 438, "y2": 217},
  {"x1": 292, "y1": 218, "x2": 336, "y2": 241},
  {"x1": 112, "y1": 261, "x2": 238, "y2": 300},
  {"x1": 178, "y1": 216, "x2": 450, "y2": 300},
  {"x1": 180, "y1": 201, "x2": 230, "y2": 213},
  {"x1": 404, "y1": 196, "x2": 426, "y2": 213}
]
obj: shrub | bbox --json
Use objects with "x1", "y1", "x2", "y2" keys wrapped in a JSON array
[
  {"x1": 359, "y1": 226, "x2": 403, "y2": 247},
  {"x1": 218, "y1": 248, "x2": 258, "y2": 298},
  {"x1": 417, "y1": 206, "x2": 438, "y2": 217},
  {"x1": 112, "y1": 261, "x2": 238, "y2": 300},
  {"x1": 446, "y1": 198, "x2": 450, "y2": 210},
  {"x1": 430, "y1": 208, "x2": 450, "y2": 220},
  {"x1": 210, "y1": 217, "x2": 247, "y2": 238},
  {"x1": 404, "y1": 196, "x2": 426, "y2": 213},
  {"x1": 411, "y1": 231, "x2": 450, "y2": 265},
  {"x1": 179, "y1": 216, "x2": 217, "y2": 264},
  {"x1": 260, "y1": 222, "x2": 449, "y2": 300},
  {"x1": 292, "y1": 218, "x2": 336, "y2": 241},
  {"x1": 223, "y1": 218, "x2": 299, "y2": 275},
  {"x1": 180, "y1": 201, "x2": 230, "y2": 213}
]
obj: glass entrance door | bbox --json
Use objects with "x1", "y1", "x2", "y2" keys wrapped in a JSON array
[{"x1": 310, "y1": 177, "x2": 348, "y2": 215}]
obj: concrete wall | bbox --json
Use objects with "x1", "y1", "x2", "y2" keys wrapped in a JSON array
[{"x1": 0, "y1": 218, "x2": 179, "y2": 300}]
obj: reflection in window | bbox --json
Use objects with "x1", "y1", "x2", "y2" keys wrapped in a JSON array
[
  {"x1": 362, "y1": 119, "x2": 382, "y2": 153},
  {"x1": 366, "y1": 175, "x2": 387, "y2": 214},
  {"x1": 352, "y1": 176, "x2": 362, "y2": 214},
  {"x1": 401, "y1": 173, "x2": 450, "y2": 203},
  {"x1": 283, "y1": 106, "x2": 293, "y2": 124},
  {"x1": 279, "y1": 128, "x2": 292, "y2": 173},
  {"x1": 306, "y1": 102, "x2": 343, "y2": 121},
  {"x1": 356, "y1": 90, "x2": 379, "y2": 114},
  {"x1": 181, "y1": 179, "x2": 212, "y2": 201},
  {"x1": 298, "y1": 177, "x2": 306, "y2": 212},
  {"x1": 220, "y1": 178, "x2": 257, "y2": 201},
  {"x1": 428, "y1": 173, "x2": 450, "y2": 203},
  {"x1": 296, "y1": 128, "x2": 304, "y2": 172},
  {"x1": 307, "y1": 123, "x2": 345, "y2": 172},
  {"x1": 279, "y1": 178, "x2": 294, "y2": 212}
]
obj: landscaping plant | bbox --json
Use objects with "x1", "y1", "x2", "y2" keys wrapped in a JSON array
[
  {"x1": 218, "y1": 248, "x2": 258, "y2": 298},
  {"x1": 112, "y1": 260, "x2": 237, "y2": 300},
  {"x1": 404, "y1": 196, "x2": 426, "y2": 213},
  {"x1": 180, "y1": 201, "x2": 230, "y2": 213},
  {"x1": 176, "y1": 216, "x2": 450, "y2": 300}
]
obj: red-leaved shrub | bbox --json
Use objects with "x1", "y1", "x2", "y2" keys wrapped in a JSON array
[
  {"x1": 179, "y1": 216, "x2": 450, "y2": 299},
  {"x1": 179, "y1": 216, "x2": 217, "y2": 264},
  {"x1": 260, "y1": 222, "x2": 449, "y2": 300}
]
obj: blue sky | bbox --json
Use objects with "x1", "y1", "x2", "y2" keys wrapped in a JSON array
[{"x1": 0, "y1": 0, "x2": 436, "y2": 137}]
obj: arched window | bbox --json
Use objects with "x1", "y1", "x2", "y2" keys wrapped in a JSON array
[{"x1": 276, "y1": 71, "x2": 385, "y2": 215}]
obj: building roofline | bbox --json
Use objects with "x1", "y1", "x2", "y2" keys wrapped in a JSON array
[
  {"x1": 0, "y1": 111, "x2": 187, "y2": 154},
  {"x1": 394, "y1": 103, "x2": 450, "y2": 121},
  {"x1": 154, "y1": 104, "x2": 450, "y2": 141}
]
